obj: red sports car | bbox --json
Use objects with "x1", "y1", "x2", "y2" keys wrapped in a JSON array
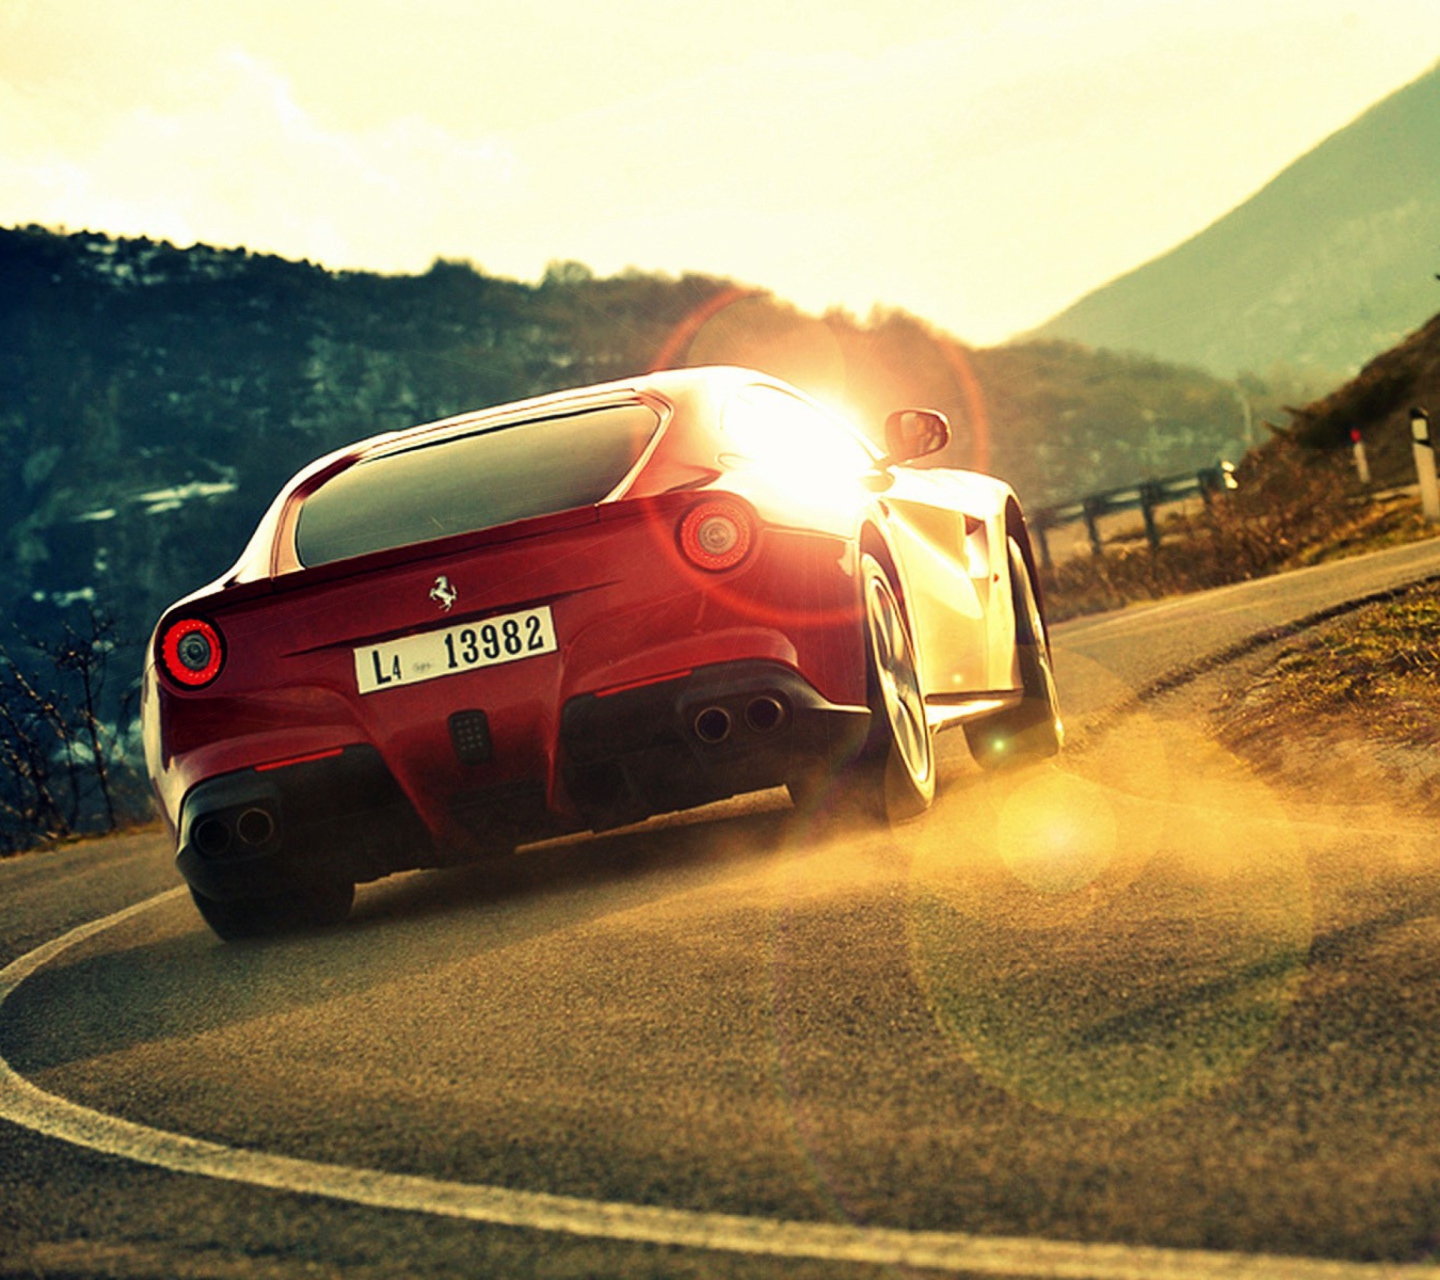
[{"x1": 142, "y1": 366, "x2": 1061, "y2": 939}]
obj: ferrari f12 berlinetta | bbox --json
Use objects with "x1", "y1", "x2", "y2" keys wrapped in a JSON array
[{"x1": 143, "y1": 367, "x2": 1061, "y2": 938}]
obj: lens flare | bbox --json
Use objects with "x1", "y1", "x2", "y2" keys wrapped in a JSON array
[
  {"x1": 907, "y1": 729, "x2": 1313, "y2": 1119},
  {"x1": 935, "y1": 337, "x2": 990, "y2": 476},
  {"x1": 647, "y1": 285, "x2": 763, "y2": 374},
  {"x1": 997, "y1": 771, "x2": 1118, "y2": 894},
  {"x1": 648, "y1": 288, "x2": 991, "y2": 479}
]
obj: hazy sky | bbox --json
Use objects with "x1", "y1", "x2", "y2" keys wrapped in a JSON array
[{"x1": 3, "y1": 0, "x2": 1438, "y2": 345}]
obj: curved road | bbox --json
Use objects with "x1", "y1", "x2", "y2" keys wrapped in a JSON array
[{"x1": 5, "y1": 539, "x2": 1440, "y2": 1279}]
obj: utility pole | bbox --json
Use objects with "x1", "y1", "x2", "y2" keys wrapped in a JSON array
[{"x1": 1412, "y1": 407, "x2": 1439, "y2": 522}]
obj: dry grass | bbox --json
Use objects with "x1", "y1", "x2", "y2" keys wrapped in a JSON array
[
  {"x1": 1212, "y1": 581, "x2": 1440, "y2": 815},
  {"x1": 1219, "y1": 583, "x2": 1440, "y2": 742}
]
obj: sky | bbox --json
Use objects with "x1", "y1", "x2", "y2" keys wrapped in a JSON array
[{"x1": 2, "y1": 0, "x2": 1438, "y2": 346}]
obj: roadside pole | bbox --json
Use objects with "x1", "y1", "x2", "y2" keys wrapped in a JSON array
[
  {"x1": 1350, "y1": 427, "x2": 1371, "y2": 486},
  {"x1": 1034, "y1": 523, "x2": 1053, "y2": 571},
  {"x1": 1412, "y1": 407, "x2": 1439, "y2": 522},
  {"x1": 1139, "y1": 483, "x2": 1162, "y2": 551},
  {"x1": 1082, "y1": 498, "x2": 1104, "y2": 555}
]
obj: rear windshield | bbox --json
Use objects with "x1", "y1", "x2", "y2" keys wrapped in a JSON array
[{"x1": 295, "y1": 402, "x2": 662, "y2": 566}]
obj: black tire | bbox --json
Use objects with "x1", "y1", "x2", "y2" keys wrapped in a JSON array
[
  {"x1": 189, "y1": 879, "x2": 354, "y2": 942},
  {"x1": 847, "y1": 554, "x2": 936, "y2": 822},
  {"x1": 965, "y1": 536, "x2": 1062, "y2": 770}
]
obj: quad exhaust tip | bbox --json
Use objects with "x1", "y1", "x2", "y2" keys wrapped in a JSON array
[
  {"x1": 193, "y1": 817, "x2": 231, "y2": 857},
  {"x1": 693, "y1": 706, "x2": 733, "y2": 744},
  {"x1": 236, "y1": 806, "x2": 276, "y2": 846},
  {"x1": 193, "y1": 806, "x2": 277, "y2": 857},
  {"x1": 745, "y1": 695, "x2": 787, "y2": 733},
  {"x1": 693, "y1": 694, "x2": 789, "y2": 744}
]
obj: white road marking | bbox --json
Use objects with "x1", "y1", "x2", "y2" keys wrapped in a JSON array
[{"x1": 2, "y1": 892, "x2": 1438, "y2": 1279}]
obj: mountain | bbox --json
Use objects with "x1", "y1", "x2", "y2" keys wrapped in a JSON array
[{"x1": 1030, "y1": 62, "x2": 1440, "y2": 379}]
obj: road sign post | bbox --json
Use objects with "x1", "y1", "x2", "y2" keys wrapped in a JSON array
[
  {"x1": 1350, "y1": 427, "x2": 1371, "y2": 486},
  {"x1": 1412, "y1": 407, "x2": 1439, "y2": 523}
]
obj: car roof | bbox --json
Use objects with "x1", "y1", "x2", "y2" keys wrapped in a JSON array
[
  {"x1": 353, "y1": 365, "x2": 767, "y2": 465},
  {"x1": 216, "y1": 366, "x2": 789, "y2": 588}
]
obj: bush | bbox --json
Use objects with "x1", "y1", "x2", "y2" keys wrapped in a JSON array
[{"x1": 0, "y1": 608, "x2": 149, "y2": 855}]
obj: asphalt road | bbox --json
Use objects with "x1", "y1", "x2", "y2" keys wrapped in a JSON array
[
  {"x1": 7, "y1": 538, "x2": 1440, "y2": 1279},
  {"x1": 1053, "y1": 534, "x2": 1440, "y2": 720}
]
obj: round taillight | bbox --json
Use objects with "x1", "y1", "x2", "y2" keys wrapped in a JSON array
[
  {"x1": 679, "y1": 499, "x2": 755, "y2": 571},
  {"x1": 160, "y1": 618, "x2": 225, "y2": 688}
]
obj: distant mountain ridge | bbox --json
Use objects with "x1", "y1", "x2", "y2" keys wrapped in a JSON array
[{"x1": 1031, "y1": 62, "x2": 1440, "y2": 378}]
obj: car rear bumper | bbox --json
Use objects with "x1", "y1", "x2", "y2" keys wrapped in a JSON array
[
  {"x1": 176, "y1": 745, "x2": 434, "y2": 902},
  {"x1": 175, "y1": 660, "x2": 870, "y2": 902},
  {"x1": 560, "y1": 659, "x2": 870, "y2": 830}
]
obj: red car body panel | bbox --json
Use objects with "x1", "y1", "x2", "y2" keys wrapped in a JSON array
[{"x1": 148, "y1": 500, "x2": 863, "y2": 838}]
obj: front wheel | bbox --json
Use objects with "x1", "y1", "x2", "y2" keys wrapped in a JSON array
[{"x1": 965, "y1": 537, "x2": 1062, "y2": 770}]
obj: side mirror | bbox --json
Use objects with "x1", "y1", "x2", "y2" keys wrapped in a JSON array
[{"x1": 882, "y1": 409, "x2": 950, "y2": 466}]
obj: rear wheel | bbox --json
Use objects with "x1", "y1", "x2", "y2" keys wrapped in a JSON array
[
  {"x1": 848, "y1": 555, "x2": 936, "y2": 822},
  {"x1": 965, "y1": 537, "x2": 1062, "y2": 770},
  {"x1": 189, "y1": 878, "x2": 355, "y2": 942}
]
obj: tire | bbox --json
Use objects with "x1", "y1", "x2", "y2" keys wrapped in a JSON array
[
  {"x1": 848, "y1": 554, "x2": 936, "y2": 822},
  {"x1": 189, "y1": 878, "x2": 354, "y2": 942},
  {"x1": 965, "y1": 536, "x2": 1063, "y2": 770}
]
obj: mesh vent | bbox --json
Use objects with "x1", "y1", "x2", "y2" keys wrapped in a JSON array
[{"x1": 449, "y1": 710, "x2": 493, "y2": 766}]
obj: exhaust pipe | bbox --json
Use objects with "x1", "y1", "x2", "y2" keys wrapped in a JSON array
[
  {"x1": 193, "y1": 818, "x2": 231, "y2": 857},
  {"x1": 693, "y1": 706, "x2": 733, "y2": 744},
  {"x1": 745, "y1": 695, "x2": 787, "y2": 733},
  {"x1": 236, "y1": 806, "x2": 276, "y2": 846}
]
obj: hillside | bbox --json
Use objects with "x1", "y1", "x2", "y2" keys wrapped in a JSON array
[
  {"x1": 1289, "y1": 308, "x2": 1440, "y2": 487},
  {"x1": 1031, "y1": 62, "x2": 1440, "y2": 379},
  {"x1": 0, "y1": 225, "x2": 1254, "y2": 693}
]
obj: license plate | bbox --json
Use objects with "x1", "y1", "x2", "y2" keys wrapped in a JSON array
[{"x1": 355, "y1": 606, "x2": 557, "y2": 695}]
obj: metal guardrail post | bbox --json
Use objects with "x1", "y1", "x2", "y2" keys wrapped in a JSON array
[
  {"x1": 1035, "y1": 523, "x2": 1053, "y2": 571},
  {"x1": 1082, "y1": 498, "x2": 1104, "y2": 555},
  {"x1": 1139, "y1": 482, "x2": 1162, "y2": 551}
]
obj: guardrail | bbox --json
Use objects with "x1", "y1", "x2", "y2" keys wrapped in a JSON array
[{"x1": 1033, "y1": 462, "x2": 1238, "y2": 566}]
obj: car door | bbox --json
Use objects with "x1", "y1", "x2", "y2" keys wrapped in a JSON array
[{"x1": 882, "y1": 466, "x2": 1013, "y2": 697}]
